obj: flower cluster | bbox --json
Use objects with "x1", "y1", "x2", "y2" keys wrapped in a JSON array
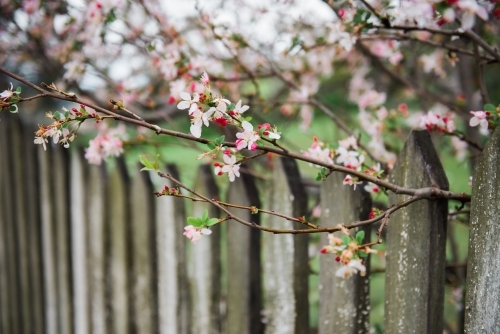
[
  {"x1": 175, "y1": 72, "x2": 281, "y2": 183},
  {"x1": 0, "y1": 83, "x2": 21, "y2": 113},
  {"x1": 320, "y1": 227, "x2": 376, "y2": 278},
  {"x1": 33, "y1": 105, "x2": 93, "y2": 150},
  {"x1": 85, "y1": 123, "x2": 128, "y2": 165},
  {"x1": 419, "y1": 110, "x2": 456, "y2": 133},
  {"x1": 184, "y1": 209, "x2": 219, "y2": 243}
]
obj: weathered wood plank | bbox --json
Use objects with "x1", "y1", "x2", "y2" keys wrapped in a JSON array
[
  {"x1": 385, "y1": 130, "x2": 448, "y2": 334},
  {"x1": 9, "y1": 116, "x2": 32, "y2": 334},
  {"x1": 106, "y1": 159, "x2": 130, "y2": 334},
  {"x1": 52, "y1": 147, "x2": 73, "y2": 334},
  {"x1": 23, "y1": 121, "x2": 45, "y2": 333},
  {"x1": 39, "y1": 144, "x2": 59, "y2": 334},
  {"x1": 226, "y1": 173, "x2": 263, "y2": 334},
  {"x1": 0, "y1": 114, "x2": 18, "y2": 334},
  {"x1": 87, "y1": 163, "x2": 107, "y2": 334},
  {"x1": 262, "y1": 157, "x2": 309, "y2": 334},
  {"x1": 70, "y1": 150, "x2": 90, "y2": 334},
  {"x1": 129, "y1": 167, "x2": 158, "y2": 334},
  {"x1": 464, "y1": 125, "x2": 500, "y2": 333},
  {"x1": 153, "y1": 165, "x2": 190, "y2": 334},
  {"x1": 319, "y1": 171, "x2": 371, "y2": 334},
  {"x1": 189, "y1": 165, "x2": 221, "y2": 334}
]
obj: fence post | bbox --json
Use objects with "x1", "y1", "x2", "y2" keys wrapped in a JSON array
[
  {"x1": 189, "y1": 164, "x2": 221, "y2": 334},
  {"x1": 106, "y1": 158, "x2": 131, "y2": 334},
  {"x1": 0, "y1": 115, "x2": 21, "y2": 333},
  {"x1": 70, "y1": 150, "x2": 90, "y2": 334},
  {"x1": 385, "y1": 130, "x2": 448, "y2": 333},
  {"x1": 262, "y1": 157, "x2": 309, "y2": 334},
  {"x1": 153, "y1": 164, "x2": 190, "y2": 334},
  {"x1": 87, "y1": 163, "x2": 107, "y2": 334},
  {"x1": 129, "y1": 166, "x2": 158, "y2": 334},
  {"x1": 226, "y1": 173, "x2": 263, "y2": 334},
  {"x1": 464, "y1": 126, "x2": 500, "y2": 332},
  {"x1": 319, "y1": 172, "x2": 372, "y2": 334}
]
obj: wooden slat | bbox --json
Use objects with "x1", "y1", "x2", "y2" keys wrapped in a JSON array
[
  {"x1": 129, "y1": 167, "x2": 158, "y2": 334},
  {"x1": 106, "y1": 159, "x2": 130, "y2": 334},
  {"x1": 189, "y1": 165, "x2": 221, "y2": 334},
  {"x1": 153, "y1": 165, "x2": 189, "y2": 334},
  {"x1": 385, "y1": 130, "x2": 448, "y2": 334},
  {"x1": 87, "y1": 164, "x2": 107, "y2": 334},
  {"x1": 226, "y1": 173, "x2": 263, "y2": 334},
  {"x1": 0, "y1": 113, "x2": 18, "y2": 334},
  {"x1": 262, "y1": 157, "x2": 309, "y2": 334},
  {"x1": 465, "y1": 125, "x2": 500, "y2": 332},
  {"x1": 39, "y1": 144, "x2": 58, "y2": 334},
  {"x1": 70, "y1": 151, "x2": 90, "y2": 334},
  {"x1": 23, "y1": 122, "x2": 45, "y2": 333},
  {"x1": 318, "y1": 171, "x2": 371, "y2": 334}
]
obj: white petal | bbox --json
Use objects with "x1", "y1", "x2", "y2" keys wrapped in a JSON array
[
  {"x1": 223, "y1": 154, "x2": 232, "y2": 164},
  {"x1": 190, "y1": 124, "x2": 202, "y2": 138},
  {"x1": 480, "y1": 119, "x2": 489, "y2": 130},
  {"x1": 177, "y1": 101, "x2": 190, "y2": 110},
  {"x1": 201, "y1": 228, "x2": 212, "y2": 235},
  {"x1": 469, "y1": 117, "x2": 479, "y2": 127},
  {"x1": 242, "y1": 121, "x2": 253, "y2": 131},
  {"x1": 189, "y1": 103, "x2": 198, "y2": 113},
  {"x1": 179, "y1": 92, "x2": 191, "y2": 100},
  {"x1": 461, "y1": 12, "x2": 475, "y2": 30},
  {"x1": 239, "y1": 105, "x2": 249, "y2": 113}
]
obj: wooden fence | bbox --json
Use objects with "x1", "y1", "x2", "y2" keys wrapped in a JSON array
[{"x1": 0, "y1": 113, "x2": 498, "y2": 333}]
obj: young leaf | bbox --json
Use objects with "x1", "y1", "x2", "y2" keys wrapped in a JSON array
[
  {"x1": 15, "y1": 86, "x2": 21, "y2": 93},
  {"x1": 358, "y1": 251, "x2": 367, "y2": 258},
  {"x1": 355, "y1": 230, "x2": 365, "y2": 244},
  {"x1": 207, "y1": 142, "x2": 216, "y2": 150},
  {"x1": 187, "y1": 217, "x2": 204, "y2": 227},
  {"x1": 342, "y1": 235, "x2": 351, "y2": 246},
  {"x1": 484, "y1": 103, "x2": 496, "y2": 112},
  {"x1": 206, "y1": 218, "x2": 219, "y2": 227},
  {"x1": 202, "y1": 209, "x2": 208, "y2": 222},
  {"x1": 139, "y1": 155, "x2": 154, "y2": 171},
  {"x1": 214, "y1": 135, "x2": 225, "y2": 146}
]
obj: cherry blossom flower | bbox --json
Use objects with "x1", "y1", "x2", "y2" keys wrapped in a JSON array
[
  {"x1": 469, "y1": 111, "x2": 489, "y2": 130},
  {"x1": 336, "y1": 147, "x2": 364, "y2": 170},
  {"x1": 364, "y1": 183, "x2": 381, "y2": 194},
  {"x1": 214, "y1": 154, "x2": 241, "y2": 182},
  {"x1": 343, "y1": 175, "x2": 362, "y2": 190},
  {"x1": 34, "y1": 136, "x2": 48, "y2": 150},
  {"x1": 183, "y1": 225, "x2": 212, "y2": 244},
  {"x1": 451, "y1": 136, "x2": 468, "y2": 161},
  {"x1": 177, "y1": 92, "x2": 200, "y2": 113},
  {"x1": 231, "y1": 100, "x2": 249, "y2": 115},
  {"x1": 235, "y1": 121, "x2": 260, "y2": 151},
  {"x1": 456, "y1": 0, "x2": 488, "y2": 30},
  {"x1": 0, "y1": 83, "x2": 16, "y2": 100},
  {"x1": 338, "y1": 136, "x2": 358, "y2": 150},
  {"x1": 84, "y1": 124, "x2": 127, "y2": 165},
  {"x1": 335, "y1": 260, "x2": 366, "y2": 278},
  {"x1": 303, "y1": 146, "x2": 333, "y2": 167},
  {"x1": 200, "y1": 71, "x2": 210, "y2": 86},
  {"x1": 189, "y1": 109, "x2": 210, "y2": 138}
]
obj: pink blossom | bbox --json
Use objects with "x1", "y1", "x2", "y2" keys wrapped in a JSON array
[
  {"x1": 364, "y1": 183, "x2": 381, "y2": 194},
  {"x1": 177, "y1": 92, "x2": 199, "y2": 113},
  {"x1": 335, "y1": 260, "x2": 366, "y2": 278},
  {"x1": 200, "y1": 71, "x2": 210, "y2": 85},
  {"x1": 469, "y1": 111, "x2": 489, "y2": 130},
  {"x1": 183, "y1": 225, "x2": 212, "y2": 244},
  {"x1": 235, "y1": 121, "x2": 260, "y2": 151},
  {"x1": 343, "y1": 175, "x2": 362, "y2": 190}
]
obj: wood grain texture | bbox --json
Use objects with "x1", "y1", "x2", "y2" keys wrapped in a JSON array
[
  {"x1": 262, "y1": 157, "x2": 309, "y2": 334},
  {"x1": 319, "y1": 171, "x2": 371, "y2": 334},
  {"x1": 385, "y1": 130, "x2": 448, "y2": 334},
  {"x1": 465, "y1": 125, "x2": 500, "y2": 333}
]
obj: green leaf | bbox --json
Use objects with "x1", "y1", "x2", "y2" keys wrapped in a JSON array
[
  {"x1": 320, "y1": 167, "x2": 327, "y2": 175},
  {"x1": 484, "y1": 103, "x2": 496, "y2": 112},
  {"x1": 358, "y1": 251, "x2": 368, "y2": 258},
  {"x1": 9, "y1": 105, "x2": 18, "y2": 113},
  {"x1": 355, "y1": 231, "x2": 365, "y2": 244},
  {"x1": 245, "y1": 116, "x2": 252, "y2": 122},
  {"x1": 104, "y1": 7, "x2": 117, "y2": 24},
  {"x1": 227, "y1": 103, "x2": 236, "y2": 111},
  {"x1": 316, "y1": 173, "x2": 322, "y2": 181},
  {"x1": 15, "y1": 86, "x2": 21, "y2": 93},
  {"x1": 147, "y1": 44, "x2": 155, "y2": 52},
  {"x1": 206, "y1": 142, "x2": 216, "y2": 150},
  {"x1": 139, "y1": 155, "x2": 155, "y2": 171},
  {"x1": 206, "y1": 218, "x2": 219, "y2": 227},
  {"x1": 342, "y1": 235, "x2": 351, "y2": 246},
  {"x1": 187, "y1": 217, "x2": 204, "y2": 227},
  {"x1": 201, "y1": 209, "x2": 208, "y2": 222},
  {"x1": 214, "y1": 135, "x2": 225, "y2": 146}
]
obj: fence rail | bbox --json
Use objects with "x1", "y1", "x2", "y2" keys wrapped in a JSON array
[{"x1": 0, "y1": 113, "x2": 496, "y2": 333}]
